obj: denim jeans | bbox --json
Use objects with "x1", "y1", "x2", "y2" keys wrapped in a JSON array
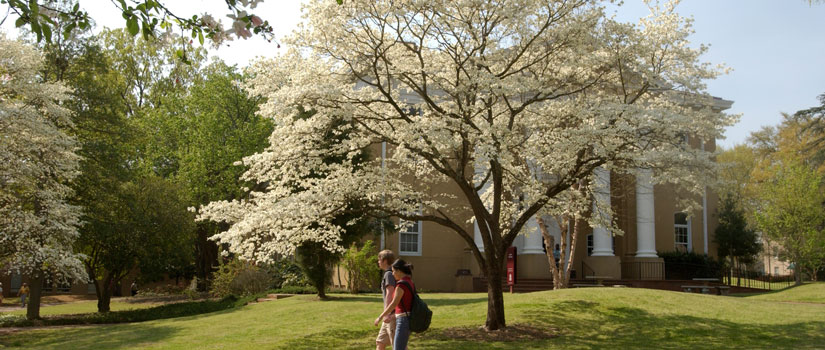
[{"x1": 393, "y1": 315, "x2": 411, "y2": 350}]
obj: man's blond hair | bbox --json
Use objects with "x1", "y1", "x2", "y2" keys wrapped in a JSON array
[{"x1": 378, "y1": 250, "x2": 395, "y2": 263}]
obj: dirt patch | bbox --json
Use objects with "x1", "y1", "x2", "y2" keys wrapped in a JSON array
[{"x1": 428, "y1": 323, "x2": 559, "y2": 342}]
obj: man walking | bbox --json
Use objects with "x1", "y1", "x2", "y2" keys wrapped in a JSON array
[{"x1": 375, "y1": 250, "x2": 397, "y2": 350}]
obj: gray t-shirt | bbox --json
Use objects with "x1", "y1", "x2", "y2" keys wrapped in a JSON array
[{"x1": 381, "y1": 270, "x2": 396, "y2": 305}]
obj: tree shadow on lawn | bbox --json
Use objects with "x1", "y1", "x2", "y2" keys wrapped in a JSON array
[
  {"x1": 523, "y1": 300, "x2": 825, "y2": 349},
  {"x1": 0, "y1": 302, "x2": 250, "y2": 350},
  {"x1": 323, "y1": 294, "x2": 488, "y2": 307},
  {"x1": 0, "y1": 324, "x2": 180, "y2": 350},
  {"x1": 275, "y1": 325, "x2": 551, "y2": 350}
]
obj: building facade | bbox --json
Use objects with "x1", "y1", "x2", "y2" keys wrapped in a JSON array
[{"x1": 371, "y1": 100, "x2": 732, "y2": 292}]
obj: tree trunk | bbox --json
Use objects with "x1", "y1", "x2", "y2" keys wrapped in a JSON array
[
  {"x1": 26, "y1": 274, "x2": 44, "y2": 320},
  {"x1": 196, "y1": 224, "x2": 220, "y2": 291},
  {"x1": 564, "y1": 217, "x2": 581, "y2": 286},
  {"x1": 96, "y1": 272, "x2": 114, "y2": 313},
  {"x1": 485, "y1": 256, "x2": 506, "y2": 331},
  {"x1": 538, "y1": 217, "x2": 562, "y2": 289}
]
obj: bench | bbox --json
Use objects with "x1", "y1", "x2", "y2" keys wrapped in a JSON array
[
  {"x1": 681, "y1": 285, "x2": 714, "y2": 294},
  {"x1": 682, "y1": 285, "x2": 730, "y2": 295},
  {"x1": 585, "y1": 275, "x2": 612, "y2": 286}
]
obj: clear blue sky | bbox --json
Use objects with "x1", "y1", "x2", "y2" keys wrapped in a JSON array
[
  {"x1": 3, "y1": 1, "x2": 823, "y2": 148},
  {"x1": 611, "y1": 1, "x2": 825, "y2": 148}
]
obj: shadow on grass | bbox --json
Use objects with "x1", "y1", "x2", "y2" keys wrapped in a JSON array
[
  {"x1": 522, "y1": 300, "x2": 825, "y2": 349},
  {"x1": 0, "y1": 324, "x2": 180, "y2": 349},
  {"x1": 322, "y1": 295, "x2": 382, "y2": 303},
  {"x1": 424, "y1": 297, "x2": 487, "y2": 307},
  {"x1": 320, "y1": 295, "x2": 487, "y2": 307},
  {"x1": 277, "y1": 328, "x2": 376, "y2": 350}
]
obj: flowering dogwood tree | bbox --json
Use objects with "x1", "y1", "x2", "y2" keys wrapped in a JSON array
[
  {"x1": 0, "y1": 35, "x2": 85, "y2": 320},
  {"x1": 199, "y1": 0, "x2": 735, "y2": 330}
]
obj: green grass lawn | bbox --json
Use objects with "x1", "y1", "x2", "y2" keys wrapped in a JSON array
[
  {"x1": 0, "y1": 298, "x2": 165, "y2": 317},
  {"x1": 0, "y1": 296, "x2": 183, "y2": 318},
  {"x1": 1, "y1": 285, "x2": 824, "y2": 349},
  {"x1": 742, "y1": 282, "x2": 825, "y2": 303}
]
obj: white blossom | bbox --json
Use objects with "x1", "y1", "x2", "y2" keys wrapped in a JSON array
[
  {"x1": 199, "y1": 0, "x2": 736, "y2": 268},
  {"x1": 0, "y1": 35, "x2": 86, "y2": 284}
]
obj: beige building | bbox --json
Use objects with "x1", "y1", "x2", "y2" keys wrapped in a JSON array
[{"x1": 371, "y1": 101, "x2": 733, "y2": 293}]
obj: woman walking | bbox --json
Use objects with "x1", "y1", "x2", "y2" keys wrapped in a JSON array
[{"x1": 374, "y1": 259, "x2": 415, "y2": 350}]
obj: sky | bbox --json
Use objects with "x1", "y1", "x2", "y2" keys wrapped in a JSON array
[{"x1": 3, "y1": 0, "x2": 824, "y2": 148}]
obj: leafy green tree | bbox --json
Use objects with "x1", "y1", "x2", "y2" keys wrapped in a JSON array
[
  {"x1": 755, "y1": 161, "x2": 825, "y2": 284},
  {"x1": 793, "y1": 93, "x2": 825, "y2": 167},
  {"x1": 77, "y1": 175, "x2": 194, "y2": 312},
  {"x1": 714, "y1": 195, "x2": 762, "y2": 274},
  {"x1": 36, "y1": 28, "x2": 202, "y2": 311},
  {"x1": 153, "y1": 61, "x2": 273, "y2": 289}
]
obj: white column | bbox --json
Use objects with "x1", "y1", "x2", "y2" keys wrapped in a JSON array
[
  {"x1": 635, "y1": 168, "x2": 658, "y2": 258},
  {"x1": 591, "y1": 167, "x2": 614, "y2": 256},
  {"x1": 701, "y1": 141, "x2": 709, "y2": 255},
  {"x1": 521, "y1": 216, "x2": 546, "y2": 254},
  {"x1": 380, "y1": 141, "x2": 387, "y2": 250}
]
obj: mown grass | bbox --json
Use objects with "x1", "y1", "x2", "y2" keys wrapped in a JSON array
[
  {"x1": 1, "y1": 285, "x2": 823, "y2": 349},
  {"x1": 1, "y1": 298, "x2": 165, "y2": 317},
  {"x1": 742, "y1": 282, "x2": 825, "y2": 303}
]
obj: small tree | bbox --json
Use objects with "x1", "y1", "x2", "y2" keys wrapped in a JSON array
[
  {"x1": 715, "y1": 195, "x2": 762, "y2": 279},
  {"x1": 342, "y1": 240, "x2": 379, "y2": 293}
]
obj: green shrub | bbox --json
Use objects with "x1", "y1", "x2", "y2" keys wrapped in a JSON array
[
  {"x1": 660, "y1": 251, "x2": 723, "y2": 280},
  {"x1": 341, "y1": 240, "x2": 380, "y2": 293},
  {"x1": 268, "y1": 259, "x2": 310, "y2": 289},
  {"x1": 210, "y1": 259, "x2": 273, "y2": 298},
  {"x1": 270, "y1": 285, "x2": 318, "y2": 294}
]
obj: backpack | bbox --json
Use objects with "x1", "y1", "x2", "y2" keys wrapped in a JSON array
[{"x1": 397, "y1": 280, "x2": 432, "y2": 333}]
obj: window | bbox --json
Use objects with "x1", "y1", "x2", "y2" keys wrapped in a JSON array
[
  {"x1": 399, "y1": 219, "x2": 422, "y2": 256},
  {"x1": 674, "y1": 212, "x2": 690, "y2": 251},
  {"x1": 586, "y1": 234, "x2": 593, "y2": 256}
]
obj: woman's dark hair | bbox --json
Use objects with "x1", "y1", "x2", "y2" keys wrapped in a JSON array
[{"x1": 391, "y1": 259, "x2": 413, "y2": 275}]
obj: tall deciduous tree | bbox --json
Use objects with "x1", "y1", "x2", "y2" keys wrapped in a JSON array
[
  {"x1": 198, "y1": 0, "x2": 734, "y2": 330},
  {"x1": 35, "y1": 27, "x2": 200, "y2": 311},
  {"x1": 0, "y1": 35, "x2": 85, "y2": 320},
  {"x1": 755, "y1": 161, "x2": 825, "y2": 284},
  {"x1": 793, "y1": 93, "x2": 825, "y2": 167},
  {"x1": 173, "y1": 61, "x2": 273, "y2": 288}
]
